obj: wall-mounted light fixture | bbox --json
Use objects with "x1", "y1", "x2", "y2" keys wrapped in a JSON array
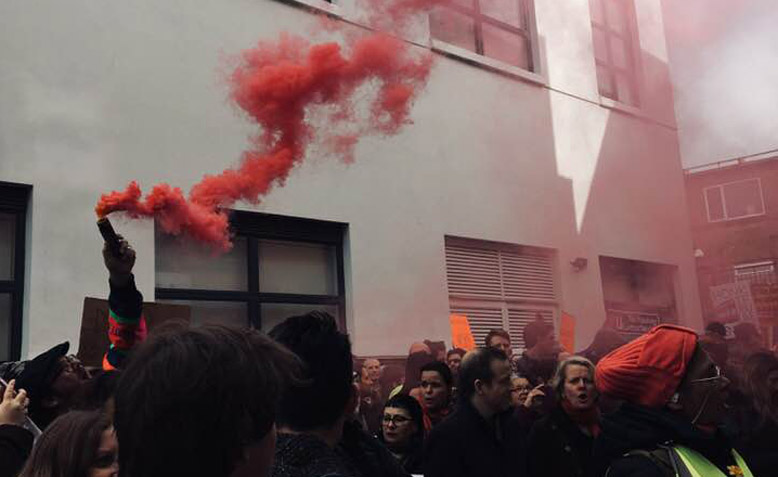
[{"x1": 570, "y1": 257, "x2": 588, "y2": 272}]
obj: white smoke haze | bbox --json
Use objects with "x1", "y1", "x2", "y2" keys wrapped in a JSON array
[{"x1": 662, "y1": 0, "x2": 778, "y2": 169}]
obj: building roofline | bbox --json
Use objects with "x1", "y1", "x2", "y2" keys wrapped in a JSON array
[{"x1": 684, "y1": 148, "x2": 778, "y2": 175}]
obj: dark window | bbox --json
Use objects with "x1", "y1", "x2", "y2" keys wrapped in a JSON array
[
  {"x1": 155, "y1": 211, "x2": 347, "y2": 331},
  {"x1": 0, "y1": 182, "x2": 31, "y2": 361},
  {"x1": 430, "y1": 0, "x2": 535, "y2": 71},
  {"x1": 589, "y1": 0, "x2": 640, "y2": 106}
]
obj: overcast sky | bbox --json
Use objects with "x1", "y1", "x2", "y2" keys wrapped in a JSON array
[{"x1": 662, "y1": 0, "x2": 778, "y2": 169}]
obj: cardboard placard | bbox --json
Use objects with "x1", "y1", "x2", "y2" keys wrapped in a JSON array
[
  {"x1": 450, "y1": 314, "x2": 476, "y2": 351},
  {"x1": 559, "y1": 311, "x2": 575, "y2": 353},
  {"x1": 77, "y1": 297, "x2": 192, "y2": 368}
]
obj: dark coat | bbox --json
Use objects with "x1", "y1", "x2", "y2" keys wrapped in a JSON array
[
  {"x1": 0, "y1": 425, "x2": 33, "y2": 477},
  {"x1": 732, "y1": 405, "x2": 778, "y2": 477},
  {"x1": 526, "y1": 405, "x2": 595, "y2": 477},
  {"x1": 423, "y1": 400, "x2": 524, "y2": 477},
  {"x1": 592, "y1": 403, "x2": 742, "y2": 477},
  {"x1": 514, "y1": 353, "x2": 557, "y2": 387}
]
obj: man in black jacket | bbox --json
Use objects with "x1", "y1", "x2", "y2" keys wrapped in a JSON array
[{"x1": 424, "y1": 347, "x2": 524, "y2": 477}]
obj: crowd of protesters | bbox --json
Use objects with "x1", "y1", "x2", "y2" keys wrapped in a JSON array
[{"x1": 1, "y1": 235, "x2": 777, "y2": 476}]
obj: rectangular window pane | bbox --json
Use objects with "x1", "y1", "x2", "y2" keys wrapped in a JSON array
[
  {"x1": 430, "y1": 8, "x2": 478, "y2": 53},
  {"x1": 705, "y1": 187, "x2": 726, "y2": 221},
  {"x1": 261, "y1": 303, "x2": 339, "y2": 332},
  {"x1": 592, "y1": 27, "x2": 609, "y2": 62},
  {"x1": 159, "y1": 300, "x2": 248, "y2": 327},
  {"x1": 0, "y1": 214, "x2": 15, "y2": 281},
  {"x1": 610, "y1": 37, "x2": 629, "y2": 69},
  {"x1": 479, "y1": 0, "x2": 522, "y2": 29},
  {"x1": 596, "y1": 64, "x2": 616, "y2": 99},
  {"x1": 155, "y1": 232, "x2": 248, "y2": 291},
  {"x1": 0, "y1": 293, "x2": 10, "y2": 361},
  {"x1": 259, "y1": 240, "x2": 337, "y2": 295},
  {"x1": 723, "y1": 179, "x2": 764, "y2": 218},
  {"x1": 481, "y1": 24, "x2": 529, "y2": 69}
]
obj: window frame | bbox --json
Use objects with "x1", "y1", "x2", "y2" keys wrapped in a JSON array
[
  {"x1": 155, "y1": 210, "x2": 347, "y2": 331},
  {"x1": 734, "y1": 261, "x2": 775, "y2": 283},
  {"x1": 0, "y1": 181, "x2": 31, "y2": 361},
  {"x1": 589, "y1": 0, "x2": 641, "y2": 107},
  {"x1": 429, "y1": 0, "x2": 538, "y2": 73},
  {"x1": 444, "y1": 236, "x2": 558, "y2": 349},
  {"x1": 703, "y1": 177, "x2": 766, "y2": 223}
]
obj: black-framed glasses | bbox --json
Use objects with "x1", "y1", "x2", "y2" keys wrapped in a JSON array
[{"x1": 383, "y1": 414, "x2": 412, "y2": 425}]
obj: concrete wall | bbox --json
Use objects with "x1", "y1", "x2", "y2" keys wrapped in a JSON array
[{"x1": 0, "y1": 0, "x2": 701, "y2": 358}]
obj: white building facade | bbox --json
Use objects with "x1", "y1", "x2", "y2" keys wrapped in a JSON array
[{"x1": 0, "y1": 0, "x2": 701, "y2": 360}]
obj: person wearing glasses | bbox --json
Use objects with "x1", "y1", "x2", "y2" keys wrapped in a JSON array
[
  {"x1": 378, "y1": 394, "x2": 424, "y2": 474},
  {"x1": 592, "y1": 324, "x2": 756, "y2": 477}
]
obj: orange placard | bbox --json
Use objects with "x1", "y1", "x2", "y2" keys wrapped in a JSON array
[
  {"x1": 450, "y1": 314, "x2": 476, "y2": 351},
  {"x1": 560, "y1": 311, "x2": 576, "y2": 353}
]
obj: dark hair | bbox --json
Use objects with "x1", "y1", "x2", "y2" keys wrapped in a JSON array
[
  {"x1": 114, "y1": 326, "x2": 300, "y2": 477},
  {"x1": 447, "y1": 348, "x2": 466, "y2": 360},
  {"x1": 523, "y1": 320, "x2": 554, "y2": 350},
  {"x1": 705, "y1": 322, "x2": 727, "y2": 338},
  {"x1": 380, "y1": 394, "x2": 424, "y2": 443},
  {"x1": 458, "y1": 347, "x2": 508, "y2": 400},
  {"x1": 420, "y1": 361, "x2": 453, "y2": 388},
  {"x1": 399, "y1": 351, "x2": 434, "y2": 395},
  {"x1": 743, "y1": 351, "x2": 778, "y2": 425},
  {"x1": 484, "y1": 329, "x2": 510, "y2": 348},
  {"x1": 269, "y1": 311, "x2": 353, "y2": 430},
  {"x1": 379, "y1": 365, "x2": 405, "y2": 402},
  {"x1": 424, "y1": 340, "x2": 447, "y2": 359},
  {"x1": 19, "y1": 410, "x2": 111, "y2": 477},
  {"x1": 73, "y1": 370, "x2": 120, "y2": 412}
]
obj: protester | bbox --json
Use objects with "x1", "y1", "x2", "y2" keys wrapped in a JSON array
[
  {"x1": 394, "y1": 348, "x2": 434, "y2": 400},
  {"x1": 0, "y1": 379, "x2": 33, "y2": 477},
  {"x1": 269, "y1": 311, "x2": 409, "y2": 477},
  {"x1": 593, "y1": 324, "x2": 755, "y2": 476},
  {"x1": 484, "y1": 329, "x2": 513, "y2": 359},
  {"x1": 424, "y1": 341, "x2": 447, "y2": 363},
  {"x1": 379, "y1": 365, "x2": 404, "y2": 403},
  {"x1": 423, "y1": 347, "x2": 522, "y2": 477},
  {"x1": 509, "y1": 375, "x2": 531, "y2": 408},
  {"x1": 514, "y1": 317, "x2": 561, "y2": 386},
  {"x1": 736, "y1": 351, "x2": 778, "y2": 476},
  {"x1": 18, "y1": 410, "x2": 117, "y2": 477},
  {"x1": 378, "y1": 394, "x2": 424, "y2": 474},
  {"x1": 729, "y1": 323, "x2": 767, "y2": 386},
  {"x1": 418, "y1": 361, "x2": 453, "y2": 432},
  {"x1": 446, "y1": 348, "x2": 465, "y2": 379},
  {"x1": 114, "y1": 325, "x2": 300, "y2": 477},
  {"x1": 699, "y1": 321, "x2": 729, "y2": 370},
  {"x1": 526, "y1": 356, "x2": 599, "y2": 477}
]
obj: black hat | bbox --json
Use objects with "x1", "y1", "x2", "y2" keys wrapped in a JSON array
[{"x1": 16, "y1": 342, "x2": 70, "y2": 400}]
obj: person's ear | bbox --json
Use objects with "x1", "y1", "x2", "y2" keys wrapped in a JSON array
[{"x1": 474, "y1": 379, "x2": 484, "y2": 395}]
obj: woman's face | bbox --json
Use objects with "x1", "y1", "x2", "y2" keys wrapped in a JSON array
[
  {"x1": 382, "y1": 407, "x2": 417, "y2": 447},
  {"x1": 89, "y1": 426, "x2": 119, "y2": 477},
  {"x1": 510, "y1": 377, "x2": 531, "y2": 407}
]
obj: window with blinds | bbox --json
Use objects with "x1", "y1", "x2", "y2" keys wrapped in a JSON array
[{"x1": 445, "y1": 237, "x2": 558, "y2": 350}]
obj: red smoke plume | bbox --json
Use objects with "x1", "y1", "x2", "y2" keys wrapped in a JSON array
[{"x1": 96, "y1": 0, "x2": 446, "y2": 250}]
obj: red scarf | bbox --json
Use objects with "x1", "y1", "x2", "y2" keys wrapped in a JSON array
[{"x1": 561, "y1": 400, "x2": 601, "y2": 437}]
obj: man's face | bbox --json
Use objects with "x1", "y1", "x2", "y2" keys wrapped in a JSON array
[
  {"x1": 677, "y1": 347, "x2": 730, "y2": 428},
  {"x1": 51, "y1": 356, "x2": 88, "y2": 401},
  {"x1": 363, "y1": 359, "x2": 381, "y2": 383},
  {"x1": 480, "y1": 359, "x2": 513, "y2": 413},
  {"x1": 536, "y1": 330, "x2": 560, "y2": 358},
  {"x1": 488, "y1": 336, "x2": 512, "y2": 357},
  {"x1": 382, "y1": 407, "x2": 417, "y2": 446},
  {"x1": 562, "y1": 364, "x2": 596, "y2": 411},
  {"x1": 420, "y1": 370, "x2": 449, "y2": 412},
  {"x1": 447, "y1": 353, "x2": 463, "y2": 374}
]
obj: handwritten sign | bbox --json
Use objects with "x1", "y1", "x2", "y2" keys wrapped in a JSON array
[
  {"x1": 710, "y1": 282, "x2": 757, "y2": 324},
  {"x1": 450, "y1": 314, "x2": 476, "y2": 351}
]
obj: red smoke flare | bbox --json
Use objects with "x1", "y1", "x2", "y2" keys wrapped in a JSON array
[{"x1": 96, "y1": 1, "x2": 446, "y2": 250}]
